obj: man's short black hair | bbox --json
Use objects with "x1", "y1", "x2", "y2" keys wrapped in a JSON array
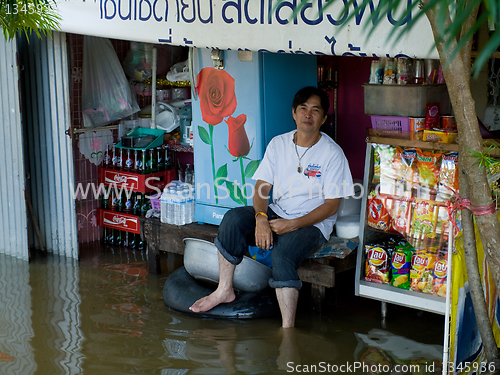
[{"x1": 292, "y1": 86, "x2": 329, "y2": 115}]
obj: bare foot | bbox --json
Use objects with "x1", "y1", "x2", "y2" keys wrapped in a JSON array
[{"x1": 189, "y1": 288, "x2": 236, "y2": 313}]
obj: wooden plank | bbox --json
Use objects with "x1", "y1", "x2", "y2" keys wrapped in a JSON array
[
  {"x1": 367, "y1": 134, "x2": 459, "y2": 152},
  {"x1": 297, "y1": 260, "x2": 335, "y2": 288}
]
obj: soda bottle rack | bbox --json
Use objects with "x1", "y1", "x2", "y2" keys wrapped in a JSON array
[{"x1": 98, "y1": 167, "x2": 176, "y2": 193}]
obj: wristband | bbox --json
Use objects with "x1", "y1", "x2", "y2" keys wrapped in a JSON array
[{"x1": 255, "y1": 211, "x2": 268, "y2": 219}]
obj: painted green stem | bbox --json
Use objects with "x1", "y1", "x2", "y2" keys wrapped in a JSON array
[
  {"x1": 209, "y1": 124, "x2": 219, "y2": 205},
  {"x1": 239, "y1": 157, "x2": 247, "y2": 206}
]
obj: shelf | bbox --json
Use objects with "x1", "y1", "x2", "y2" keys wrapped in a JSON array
[
  {"x1": 167, "y1": 144, "x2": 193, "y2": 153},
  {"x1": 367, "y1": 130, "x2": 500, "y2": 155},
  {"x1": 367, "y1": 131, "x2": 459, "y2": 152},
  {"x1": 358, "y1": 280, "x2": 446, "y2": 315}
]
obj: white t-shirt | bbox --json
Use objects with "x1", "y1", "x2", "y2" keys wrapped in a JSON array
[{"x1": 253, "y1": 130, "x2": 354, "y2": 239}]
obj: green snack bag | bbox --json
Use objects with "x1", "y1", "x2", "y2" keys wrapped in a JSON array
[{"x1": 390, "y1": 245, "x2": 412, "y2": 289}]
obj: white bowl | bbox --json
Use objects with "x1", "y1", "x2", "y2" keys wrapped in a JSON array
[{"x1": 183, "y1": 238, "x2": 272, "y2": 292}]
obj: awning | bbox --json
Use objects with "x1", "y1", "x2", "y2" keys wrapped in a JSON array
[{"x1": 55, "y1": 0, "x2": 438, "y2": 58}]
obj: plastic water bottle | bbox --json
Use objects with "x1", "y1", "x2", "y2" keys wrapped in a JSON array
[
  {"x1": 184, "y1": 164, "x2": 194, "y2": 185},
  {"x1": 179, "y1": 103, "x2": 192, "y2": 146},
  {"x1": 178, "y1": 186, "x2": 187, "y2": 225},
  {"x1": 183, "y1": 185, "x2": 193, "y2": 224},
  {"x1": 160, "y1": 188, "x2": 168, "y2": 223},
  {"x1": 166, "y1": 186, "x2": 176, "y2": 225}
]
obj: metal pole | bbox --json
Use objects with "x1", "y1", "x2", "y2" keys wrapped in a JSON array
[
  {"x1": 442, "y1": 224, "x2": 454, "y2": 375},
  {"x1": 151, "y1": 46, "x2": 157, "y2": 129}
]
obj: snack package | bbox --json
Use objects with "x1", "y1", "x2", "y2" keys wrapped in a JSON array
[
  {"x1": 391, "y1": 197, "x2": 412, "y2": 237},
  {"x1": 365, "y1": 244, "x2": 390, "y2": 284},
  {"x1": 410, "y1": 200, "x2": 435, "y2": 238},
  {"x1": 410, "y1": 250, "x2": 430, "y2": 292},
  {"x1": 376, "y1": 145, "x2": 397, "y2": 195},
  {"x1": 395, "y1": 148, "x2": 418, "y2": 197},
  {"x1": 367, "y1": 190, "x2": 390, "y2": 231},
  {"x1": 432, "y1": 249, "x2": 448, "y2": 297},
  {"x1": 424, "y1": 103, "x2": 440, "y2": 129},
  {"x1": 421, "y1": 247, "x2": 439, "y2": 294},
  {"x1": 416, "y1": 149, "x2": 442, "y2": 199},
  {"x1": 390, "y1": 244, "x2": 412, "y2": 289},
  {"x1": 436, "y1": 152, "x2": 459, "y2": 202}
]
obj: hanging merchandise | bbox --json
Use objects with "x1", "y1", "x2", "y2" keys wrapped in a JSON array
[
  {"x1": 82, "y1": 36, "x2": 140, "y2": 128},
  {"x1": 122, "y1": 42, "x2": 154, "y2": 82},
  {"x1": 78, "y1": 129, "x2": 114, "y2": 166},
  {"x1": 167, "y1": 60, "x2": 190, "y2": 84}
]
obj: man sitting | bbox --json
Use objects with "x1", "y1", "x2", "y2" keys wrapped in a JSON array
[{"x1": 190, "y1": 86, "x2": 354, "y2": 328}]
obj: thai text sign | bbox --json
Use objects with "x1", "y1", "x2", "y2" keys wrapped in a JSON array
[{"x1": 56, "y1": 0, "x2": 437, "y2": 58}]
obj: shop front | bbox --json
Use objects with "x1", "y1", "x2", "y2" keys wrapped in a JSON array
[{"x1": 1, "y1": 0, "x2": 497, "y2": 370}]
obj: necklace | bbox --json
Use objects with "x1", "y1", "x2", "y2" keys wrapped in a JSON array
[{"x1": 294, "y1": 133, "x2": 320, "y2": 173}]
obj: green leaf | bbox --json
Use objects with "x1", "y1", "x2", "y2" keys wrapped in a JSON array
[
  {"x1": 215, "y1": 164, "x2": 228, "y2": 186},
  {"x1": 198, "y1": 126, "x2": 211, "y2": 145},
  {"x1": 244, "y1": 160, "x2": 260, "y2": 179},
  {"x1": 225, "y1": 181, "x2": 246, "y2": 205}
]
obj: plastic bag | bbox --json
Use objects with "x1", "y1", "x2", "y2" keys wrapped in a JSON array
[
  {"x1": 167, "y1": 60, "x2": 190, "y2": 82},
  {"x1": 82, "y1": 36, "x2": 140, "y2": 128}
]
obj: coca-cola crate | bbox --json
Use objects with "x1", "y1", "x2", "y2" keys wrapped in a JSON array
[
  {"x1": 98, "y1": 168, "x2": 176, "y2": 193},
  {"x1": 97, "y1": 209, "x2": 141, "y2": 234}
]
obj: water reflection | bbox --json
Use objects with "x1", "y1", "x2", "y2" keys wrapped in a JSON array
[{"x1": 0, "y1": 247, "x2": 445, "y2": 375}]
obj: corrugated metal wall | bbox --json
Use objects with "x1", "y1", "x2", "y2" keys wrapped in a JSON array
[
  {"x1": 21, "y1": 32, "x2": 78, "y2": 258},
  {"x1": 0, "y1": 35, "x2": 29, "y2": 260}
]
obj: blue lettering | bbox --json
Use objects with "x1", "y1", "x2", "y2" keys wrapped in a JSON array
[
  {"x1": 152, "y1": 0, "x2": 163, "y2": 21},
  {"x1": 174, "y1": 0, "x2": 179, "y2": 22},
  {"x1": 267, "y1": 0, "x2": 272, "y2": 23},
  {"x1": 119, "y1": 0, "x2": 132, "y2": 20},
  {"x1": 353, "y1": 0, "x2": 378, "y2": 25},
  {"x1": 275, "y1": 0, "x2": 298, "y2": 25},
  {"x1": 103, "y1": 0, "x2": 117, "y2": 19},
  {"x1": 260, "y1": 0, "x2": 265, "y2": 24},
  {"x1": 388, "y1": 0, "x2": 411, "y2": 25},
  {"x1": 139, "y1": 0, "x2": 152, "y2": 20},
  {"x1": 326, "y1": 0, "x2": 348, "y2": 25},
  {"x1": 324, "y1": 35, "x2": 336, "y2": 55},
  {"x1": 244, "y1": 0, "x2": 257, "y2": 24},
  {"x1": 222, "y1": 0, "x2": 241, "y2": 24},
  {"x1": 300, "y1": 0, "x2": 323, "y2": 25},
  {"x1": 197, "y1": 0, "x2": 213, "y2": 23},
  {"x1": 180, "y1": 0, "x2": 196, "y2": 23}
]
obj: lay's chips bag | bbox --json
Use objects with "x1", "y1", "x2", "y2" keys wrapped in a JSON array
[{"x1": 390, "y1": 244, "x2": 412, "y2": 289}]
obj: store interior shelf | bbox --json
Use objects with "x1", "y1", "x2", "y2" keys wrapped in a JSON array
[
  {"x1": 167, "y1": 144, "x2": 193, "y2": 153},
  {"x1": 367, "y1": 129, "x2": 500, "y2": 154},
  {"x1": 358, "y1": 280, "x2": 447, "y2": 315}
]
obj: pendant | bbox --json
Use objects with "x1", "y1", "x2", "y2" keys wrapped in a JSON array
[{"x1": 297, "y1": 166, "x2": 302, "y2": 173}]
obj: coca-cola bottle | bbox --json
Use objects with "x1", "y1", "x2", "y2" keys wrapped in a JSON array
[
  {"x1": 110, "y1": 189, "x2": 118, "y2": 211},
  {"x1": 139, "y1": 150, "x2": 147, "y2": 174},
  {"x1": 103, "y1": 144, "x2": 111, "y2": 168},
  {"x1": 133, "y1": 150, "x2": 140, "y2": 173},
  {"x1": 101, "y1": 227, "x2": 109, "y2": 245},
  {"x1": 124, "y1": 149, "x2": 133, "y2": 171},
  {"x1": 116, "y1": 147, "x2": 123, "y2": 170},
  {"x1": 133, "y1": 192, "x2": 142, "y2": 216},
  {"x1": 111, "y1": 143, "x2": 118, "y2": 169},
  {"x1": 157, "y1": 146, "x2": 165, "y2": 171},
  {"x1": 123, "y1": 191, "x2": 133, "y2": 213}
]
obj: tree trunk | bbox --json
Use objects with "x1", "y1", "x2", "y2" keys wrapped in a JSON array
[
  {"x1": 459, "y1": 164, "x2": 499, "y2": 360},
  {"x1": 424, "y1": 0, "x2": 500, "y2": 299}
]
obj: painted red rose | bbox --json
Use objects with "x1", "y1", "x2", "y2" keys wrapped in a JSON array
[
  {"x1": 226, "y1": 114, "x2": 250, "y2": 157},
  {"x1": 197, "y1": 67, "x2": 237, "y2": 125}
]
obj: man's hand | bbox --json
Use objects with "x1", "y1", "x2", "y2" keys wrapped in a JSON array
[
  {"x1": 269, "y1": 218, "x2": 298, "y2": 235},
  {"x1": 255, "y1": 215, "x2": 273, "y2": 250}
]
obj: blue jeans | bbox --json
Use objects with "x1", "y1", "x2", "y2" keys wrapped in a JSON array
[{"x1": 214, "y1": 206, "x2": 326, "y2": 290}]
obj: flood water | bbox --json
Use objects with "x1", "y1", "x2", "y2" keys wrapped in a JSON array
[{"x1": 0, "y1": 245, "x2": 445, "y2": 375}]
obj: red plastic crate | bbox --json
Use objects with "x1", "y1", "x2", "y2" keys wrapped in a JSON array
[
  {"x1": 98, "y1": 167, "x2": 175, "y2": 193},
  {"x1": 97, "y1": 209, "x2": 141, "y2": 234}
]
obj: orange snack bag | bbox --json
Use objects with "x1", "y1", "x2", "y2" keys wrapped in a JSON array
[
  {"x1": 367, "y1": 190, "x2": 390, "y2": 231},
  {"x1": 437, "y1": 152, "x2": 459, "y2": 202},
  {"x1": 391, "y1": 197, "x2": 412, "y2": 237},
  {"x1": 432, "y1": 249, "x2": 448, "y2": 297},
  {"x1": 416, "y1": 149, "x2": 442, "y2": 195}
]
